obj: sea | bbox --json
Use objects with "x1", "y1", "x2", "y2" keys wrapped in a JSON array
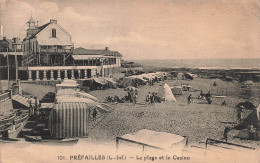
[{"x1": 133, "y1": 58, "x2": 260, "y2": 69}]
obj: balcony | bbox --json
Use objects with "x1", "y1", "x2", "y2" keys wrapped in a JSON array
[
  {"x1": 0, "y1": 49, "x2": 23, "y2": 52},
  {"x1": 40, "y1": 48, "x2": 73, "y2": 54}
]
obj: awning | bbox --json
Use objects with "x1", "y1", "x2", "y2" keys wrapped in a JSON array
[
  {"x1": 93, "y1": 78, "x2": 108, "y2": 85},
  {"x1": 56, "y1": 96, "x2": 96, "y2": 107},
  {"x1": 104, "y1": 78, "x2": 117, "y2": 84},
  {"x1": 73, "y1": 55, "x2": 115, "y2": 60},
  {"x1": 56, "y1": 89, "x2": 98, "y2": 102},
  {"x1": 38, "y1": 39, "x2": 73, "y2": 46},
  {"x1": 12, "y1": 94, "x2": 30, "y2": 108}
]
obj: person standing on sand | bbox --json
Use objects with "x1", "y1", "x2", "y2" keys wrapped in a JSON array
[
  {"x1": 222, "y1": 126, "x2": 231, "y2": 142},
  {"x1": 133, "y1": 92, "x2": 138, "y2": 105},
  {"x1": 187, "y1": 94, "x2": 192, "y2": 104},
  {"x1": 150, "y1": 92, "x2": 154, "y2": 105},
  {"x1": 93, "y1": 108, "x2": 97, "y2": 121},
  {"x1": 146, "y1": 92, "x2": 151, "y2": 105},
  {"x1": 34, "y1": 97, "x2": 40, "y2": 116},
  {"x1": 237, "y1": 108, "x2": 243, "y2": 124},
  {"x1": 221, "y1": 100, "x2": 226, "y2": 106}
]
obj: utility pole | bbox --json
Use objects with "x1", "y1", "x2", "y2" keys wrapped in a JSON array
[
  {"x1": 102, "y1": 54, "x2": 104, "y2": 77},
  {"x1": 7, "y1": 48, "x2": 9, "y2": 89},
  {"x1": 15, "y1": 47, "x2": 18, "y2": 83}
]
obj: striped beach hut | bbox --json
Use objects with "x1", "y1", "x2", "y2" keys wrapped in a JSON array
[{"x1": 48, "y1": 101, "x2": 95, "y2": 138}]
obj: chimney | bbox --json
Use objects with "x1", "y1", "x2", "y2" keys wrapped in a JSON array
[
  {"x1": 105, "y1": 47, "x2": 109, "y2": 51},
  {"x1": 50, "y1": 19, "x2": 57, "y2": 24},
  {"x1": 37, "y1": 21, "x2": 39, "y2": 27}
]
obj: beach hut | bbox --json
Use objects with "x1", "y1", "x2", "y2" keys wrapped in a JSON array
[
  {"x1": 116, "y1": 129, "x2": 187, "y2": 153},
  {"x1": 48, "y1": 102, "x2": 92, "y2": 138},
  {"x1": 158, "y1": 83, "x2": 177, "y2": 102},
  {"x1": 171, "y1": 86, "x2": 183, "y2": 95}
]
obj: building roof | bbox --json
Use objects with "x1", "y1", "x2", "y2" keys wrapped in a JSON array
[
  {"x1": 27, "y1": 16, "x2": 36, "y2": 24},
  {"x1": 73, "y1": 47, "x2": 122, "y2": 57},
  {"x1": 0, "y1": 38, "x2": 12, "y2": 44},
  {"x1": 73, "y1": 55, "x2": 116, "y2": 60},
  {"x1": 24, "y1": 23, "x2": 50, "y2": 40}
]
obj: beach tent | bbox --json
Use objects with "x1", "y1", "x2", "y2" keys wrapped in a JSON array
[
  {"x1": 48, "y1": 102, "x2": 91, "y2": 138},
  {"x1": 171, "y1": 86, "x2": 183, "y2": 95},
  {"x1": 124, "y1": 86, "x2": 138, "y2": 92},
  {"x1": 236, "y1": 101, "x2": 256, "y2": 110},
  {"x1": 104, "y1": 78, "x2": 118, "y2": 88},
  {"x1": 184, "y1": 73, "x2": 194, "y2": 80},
  {"x1": 120, "y1": 77, "x2": 133, "y2": 88},
  {"x1": 177, "y1": 73, "x2": 185, "y2": 80},
  {"x1": 235, "y1": 106, "x2": 260, "y2": 139},
  {"x1": 90, "y1": 78, "x2": 108, "y2": 90},
  {"x1": 116, "y1": 129, "x2": 187, "y2": 153},
  {"x1": 120, "y1": 77, "x2": 146, "y2": 88},
  {"x1": 158, "y1": 83, "x2": 177, "y2": 102}
]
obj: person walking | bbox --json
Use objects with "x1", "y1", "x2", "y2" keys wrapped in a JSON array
[{"x1": 187, "y1": 94, "x2": 192, "y2": 104}]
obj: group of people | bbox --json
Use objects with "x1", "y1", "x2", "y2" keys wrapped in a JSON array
[
  {"x1": 106, "y1": 95, "x2": 125, "y2": 103},
  {"x1": 146, "y1": 92, "x2": 163, "y2": 105},
  {"x1": 105, "y1": 89, "x2": 138, "y2": 104},
  {"x1": 127, "y1": 89, "x2": 138, "y2": 104},
  {"x1": 28, "y1": 96, "x2": 40, "y2": 117}
]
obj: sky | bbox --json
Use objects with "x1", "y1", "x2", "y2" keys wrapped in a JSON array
[{"x1": 1, "y1": 0, "x2": 260, "y2": 60}]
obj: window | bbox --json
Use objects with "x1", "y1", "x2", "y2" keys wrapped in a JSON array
[
  {"x1": 52, "y1": 29, "x2": 56, "y2": 38},
  {"x1": 41, "y1": 46, "x2": 47, "y2": 49}
]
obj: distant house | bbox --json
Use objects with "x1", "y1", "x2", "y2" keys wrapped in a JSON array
[
  {"x1": 0, "y1": 37, "x2": 12, "y2": 52},
  {"x1": 0, "y1": 37, "x2": 23, "y2": 80},
  {"x1": 0, "y1": 37, "x2": 22, "y2": 52}
]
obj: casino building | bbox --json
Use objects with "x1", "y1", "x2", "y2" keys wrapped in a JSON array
[{"x1": 20, "y1": 16, "x2": 122, "y2": 81}]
